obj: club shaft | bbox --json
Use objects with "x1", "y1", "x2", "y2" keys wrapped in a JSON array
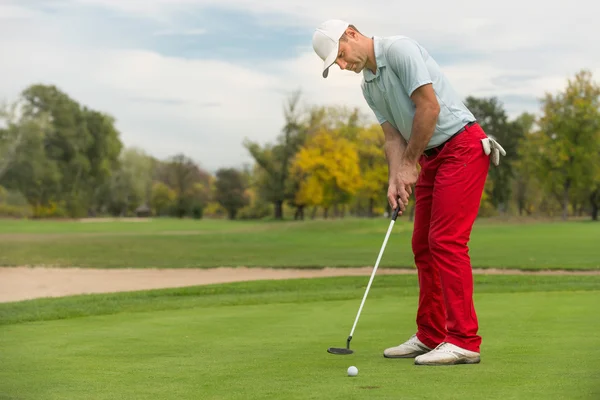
[{"x1": 348, "y1": 218, "x2": 396, "y2": 338}]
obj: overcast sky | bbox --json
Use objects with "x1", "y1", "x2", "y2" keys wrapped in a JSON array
[{"x1": 1, "y1": 0, "x2": 598, "y2": 172}]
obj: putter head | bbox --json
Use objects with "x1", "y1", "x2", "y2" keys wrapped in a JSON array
[
  {"x1": 327, "y1": 335, "x2": 354, "y2": 354},
  {"x1": 327, "y1": 347, "x2": 354, "y2": 355}
]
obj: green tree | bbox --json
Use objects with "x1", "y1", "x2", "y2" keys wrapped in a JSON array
[
  {"x1": 20, "y1": 84, "x2": 92, "y2": 216},
  {"x1": 0, "y1": 100, "x2": 61, "y2": 216},
  {"x1": 530, "y1": 70, "x2": 600, "y2": 220},
  {"x1": 244, "y1": 90, "x2": 307, "y2": 220},
  {"x1": 590, "y1": 182, "x2": 600, "y2": 221},
  {"x1": 0, "y1": 101, "x2": 27, "y2": 180},
  {"x1": 155, "y1": 154, "x2": 211, "y2": 218},
  {"x1": 214, "y1": 168, "x2": 249, "y2": 220},
  {"x1": 97, "y1": 147, "x2": 157, "y2": 216},
  {"x1": 83, "y1": 109, "x2": 123, "y2": 214},
  {"x1": 150, "y1": 181, "x2": 176, "y2": 216},
  {"x1": 465, "y1": 96, "x2": 525, "y2": 213},
  {"x1": 16, "y1": 84, "x2": 123, "y2": 217},
  {"x1": 512, "y1": 112, "x2": 539, "y2": 216},
  {"x1": 242, "y1": 164, "x2": 276, "y2": 220}
]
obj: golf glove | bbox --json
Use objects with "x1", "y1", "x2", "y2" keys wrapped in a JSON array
[{"x1": 481, "y1": 137, "x2": 506, "y2": 166}]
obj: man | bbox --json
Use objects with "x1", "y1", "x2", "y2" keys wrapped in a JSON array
[{"x1": 312, "y1": 19, "x2": 505, "y2": 366}]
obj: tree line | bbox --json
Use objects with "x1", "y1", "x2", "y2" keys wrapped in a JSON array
[{"x1": 1, "y1": 70, "x2": 598, "y2": 221}]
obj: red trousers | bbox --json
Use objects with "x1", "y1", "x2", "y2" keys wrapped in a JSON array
[{"x1": 412, "y1": 122, "x2": 489, "y2": 353}]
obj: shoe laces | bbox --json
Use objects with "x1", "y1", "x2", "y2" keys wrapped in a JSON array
[
  {"x1": 433, "y1": 342, "x2": 452, "y2": 352},
  {"x1": 407, "y1": 334, "x2": 420, "y2": 345}
]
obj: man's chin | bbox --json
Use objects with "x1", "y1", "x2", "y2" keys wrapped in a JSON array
[
  {"x1": 355, "y1": 63, "x2": 367, "y2": 73},
  {"x1": 346, "y1": 64, "x2": 364, "y2": 74}
]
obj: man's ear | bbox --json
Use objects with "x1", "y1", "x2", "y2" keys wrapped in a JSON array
[{"x1": 345, "y1": 28, "x2": 357, "y2": 39}]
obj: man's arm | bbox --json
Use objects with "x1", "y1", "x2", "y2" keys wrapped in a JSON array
[
  {"x1": 383, "y1": 38, "x2": 440, "y2": 166},
  {"x1": 383, "y1": 84, "x2": 439, "y2": 211},
  {"x1": 381, "y1": 121, "x2": 407, "y2": 180},
  {"x1": 402, "y1": 83, "x2": 440, "y2": 166},
  {"x1": 381, "y1": 122, "x2": 411, "y2": 212}
]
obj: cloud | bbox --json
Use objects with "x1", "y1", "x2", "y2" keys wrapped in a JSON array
[
  {"x1": 129, "y1": 97, "x2": 188, "y2": 106},
  {"x1": 0, "y1": 4, "x2": 41, "y2": 19},
  {"x1": 153, "y1": 28, "x2": 206, "y2": 36},
  {"x1": 0, "y1": 0, "x2": 599, "y2": 173},
  {"x1": 0, "y1": 38, "x2": 287, "y2": 172}
]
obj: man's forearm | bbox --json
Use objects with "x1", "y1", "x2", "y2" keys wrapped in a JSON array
[
  {"x1": 402, "y1": 106, "x2": 439, "y2": 165},
  {"x1": 384, "y1": 136, "x2": 407, "y2": 181}
]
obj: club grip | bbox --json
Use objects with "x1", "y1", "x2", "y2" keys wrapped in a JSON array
[{"x1": 391, "y1": 206, "x2": 401, "y2": 221}]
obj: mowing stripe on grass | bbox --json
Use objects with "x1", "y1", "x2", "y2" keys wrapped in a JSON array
[
  {"x1": 1, "y1": 219, "x2": 599, "y2": 270},
  {"x1": 1, "y1": 289, "x2": 599, "y2": 399},
  {"x1": 2, "y1": 274, "x2": 600, "y2": 326}
]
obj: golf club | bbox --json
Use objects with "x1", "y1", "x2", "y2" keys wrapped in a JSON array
[{"x1": 327, "y1": 205, "x2": 401, "y2": 355}]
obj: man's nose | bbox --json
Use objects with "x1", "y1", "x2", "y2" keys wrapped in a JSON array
[{"x1": 337, "y1": 60, "x2": 347, "y2": 69}]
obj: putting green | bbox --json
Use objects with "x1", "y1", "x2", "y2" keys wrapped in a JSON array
[{"x1": 1, "y1": 276, "x2": 599, "y2": 399}]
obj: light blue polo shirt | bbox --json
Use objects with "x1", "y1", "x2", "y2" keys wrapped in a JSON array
[{"x1": 361, "y1": 36, "x2": 475, "y2": 149}]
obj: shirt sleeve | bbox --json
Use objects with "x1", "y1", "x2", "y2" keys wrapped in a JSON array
[
  {"x1": 361, "y1": 84, "x2": 388, "y2": 125},
  {"x1": 385, "y1": 38, "x2": 433, "y2": 97}
]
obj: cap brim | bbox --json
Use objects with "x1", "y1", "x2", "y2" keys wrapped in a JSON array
[{"x1": 322, "y1": 44, "x2": 339, "y2": 78}]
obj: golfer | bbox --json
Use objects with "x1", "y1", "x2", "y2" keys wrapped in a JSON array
[{"x1": 312, "y1": 20, "x2": 505, "y2": 366}]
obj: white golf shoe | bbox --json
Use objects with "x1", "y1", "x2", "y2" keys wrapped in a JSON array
[
  {"x1": 414, "y1": 342, "x2": 480, "y2": 365},
  {"x1": 383, "y1": 334, "x2": 433, "y2": 358}
]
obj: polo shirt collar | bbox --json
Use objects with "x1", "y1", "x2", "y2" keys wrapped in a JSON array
[{"x1": 363, "y1": 36, "x2": 387, "y2": 82}]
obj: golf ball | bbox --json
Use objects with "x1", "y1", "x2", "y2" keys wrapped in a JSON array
[{"x1": 347, "y1": 366, "x2": 358, "y2": 377}]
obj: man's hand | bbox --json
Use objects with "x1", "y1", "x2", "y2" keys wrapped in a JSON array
[
  {"x1": 385, "y1": 83, "x2": 436, "y2": 213},
  {"x1": 388, "y1": 162, "x2": 419, "y2": 212}
]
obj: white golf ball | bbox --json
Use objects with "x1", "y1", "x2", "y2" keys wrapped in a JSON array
[{"x1": 347, "y1": 366, "x2": 358, "y2": 377}]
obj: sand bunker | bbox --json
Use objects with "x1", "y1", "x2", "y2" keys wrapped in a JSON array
[{"x1": 1, "y1": 266, "x2": 598, "y2": 303}]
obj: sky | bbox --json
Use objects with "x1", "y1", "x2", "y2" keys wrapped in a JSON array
[{"x1": 1, "y1": 0, "x2": 598, "y2": 173}]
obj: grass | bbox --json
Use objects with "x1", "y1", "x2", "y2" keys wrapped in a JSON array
[
  {"x1": 3, "y1": 274, "x2": 600, "y2": 326},
  {"x1": 1, "y1": 275, "x2": 599, "y2": 399},
  {"x1": 1, "y1": 217, "x2": 599, "y2": 399},
  {"x1": 0, "y1": 217, "x2": 599, "y2": 270}
]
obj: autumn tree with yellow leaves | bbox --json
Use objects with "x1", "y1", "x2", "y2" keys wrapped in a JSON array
[
  {"x1": 242, "y1": 69, "x2": 600, "y2": 221},
  {"x1": 291, "y1": 128, "x2": 363, "y2": 218},
  {"x1": 352, "y1": 124, "x2": 388, "y2": 217}
]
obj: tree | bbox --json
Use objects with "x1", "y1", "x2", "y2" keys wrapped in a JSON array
[
  {"x1": 13, "y1": 84, "x2": 125, "y2": 217},
  {"x1": 155, "y1": 154, "x2": 211, "y2": 218},
  {"x1": 0, "y1": 100, "x2": 61, "y2": 216},
  {"x1": 0, "y1": 100, "x2": 28, "y2": 180},
  {"x1": 20, "y1": 84, "x2": 92, "y2": 216},
  {"x1": 244, "y1": 90, "x2": 307, "y2": 220},
  {"x1": 512, "y1": 112, "x2": 538, "y2": 216},
  {"x1": 83, "y1": 109, "x2": 123, "y2": 214},
  {"x1": 354, "y1": 124, "x2": 387, "y2": 217},
  {"x1": 150, "y1": 181, "x2": 176, "y2": 216},
  {"x1": 242, "y1": 164, "x2": 276, "y2": 219},
  {"x1": 465, "y1": 96, "x2": 525, "y2": 213},
  {"x1": 214, "y1": 168, "x2": 249, "y2": 220},
  {"x1": 291, "y1": 128, "x2": 362, "y2": 218},
  {"x1": 590, "y1": 182, "x2": 600, "y2": 220},
  {"x1": 530, "y1": 70, "x2": 600, "y2": 220},
  {"x1": 96, "y1": 147, "x2": 156, "y2": 216}
]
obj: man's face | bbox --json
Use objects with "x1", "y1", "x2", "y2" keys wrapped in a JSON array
[{"x1": 335, "y1": 34, "x2": 365, "y2": 73}]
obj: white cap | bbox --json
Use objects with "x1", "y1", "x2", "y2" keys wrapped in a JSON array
[{"x1": 312, "y1": 19, "x2": 350, "y2": 78}]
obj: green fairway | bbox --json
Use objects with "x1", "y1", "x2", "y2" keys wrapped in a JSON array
[
  {"x1": 1, "y1": 275, "x2": 599, "y2": 399},
  {"x1": 0, "y1": 218, "x2": 599, "y2": 270}
]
